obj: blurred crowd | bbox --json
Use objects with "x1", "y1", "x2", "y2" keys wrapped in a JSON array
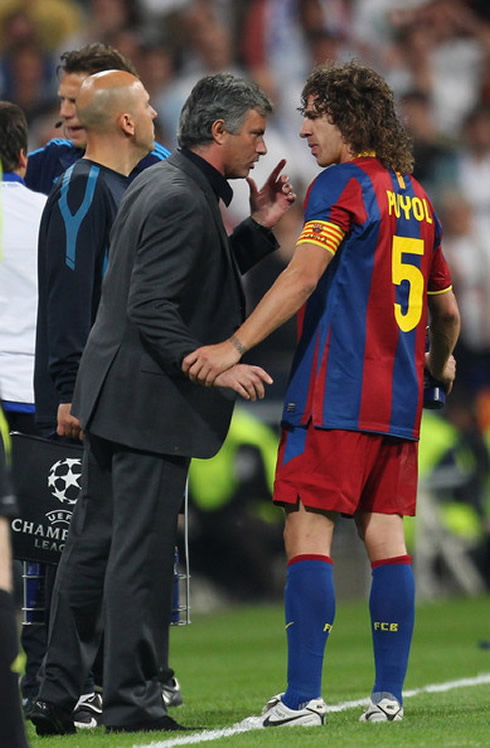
[{"x1": 1, "y1": 0, "x2": 489, "y2": 594}]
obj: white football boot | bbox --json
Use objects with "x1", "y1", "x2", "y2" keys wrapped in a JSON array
[
  {"x1": 359, "y1": 692, "x2": 404, "y2": 722},
  {"x1": 235, "y1": 693, "x2": 326, "y2": 729}
]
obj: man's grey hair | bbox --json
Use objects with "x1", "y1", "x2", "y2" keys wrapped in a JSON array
[{"x1": 177, "y1": 73, "x2": 273, "y2": 148}]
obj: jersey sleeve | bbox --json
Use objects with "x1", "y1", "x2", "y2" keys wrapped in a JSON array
[
  {"x1": 25, "y1": 147, "x2": 50, "y2": 194},
  {"x1": 428, "y1": 212, "x2": 453, "y2": 294},
  {"x1": 25, "y1": 139, "x2": 73, "y2": 195},
  {"x1": 297, "y1": 166, "x2": 367, "y2": 256}
]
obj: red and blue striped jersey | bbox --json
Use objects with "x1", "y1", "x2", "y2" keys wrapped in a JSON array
[{"x1": 282, "y1": 156, "x2": 452, "y2": 441}]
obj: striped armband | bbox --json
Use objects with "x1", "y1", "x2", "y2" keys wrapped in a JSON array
[{"x1": 297, "y1": 220, "x2": 345, "y2": 255}]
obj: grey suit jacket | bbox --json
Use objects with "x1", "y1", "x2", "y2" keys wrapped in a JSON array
[{"x1": 72, "y1": 151, "x2": 278, "y2": 458}]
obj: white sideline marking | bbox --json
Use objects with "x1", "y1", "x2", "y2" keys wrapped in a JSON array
[{"x1": 132, "y1": 673, "x2": 490, "y2": 748}]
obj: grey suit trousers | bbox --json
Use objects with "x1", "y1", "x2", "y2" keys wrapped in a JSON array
[{"x1": 38, "y1": 431, "x2": 189, "y2": 726}]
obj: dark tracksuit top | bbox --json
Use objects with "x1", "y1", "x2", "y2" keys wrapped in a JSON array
[
  {"x1": 27, "y1": 139, "x2": 170, "y2": 431},
  {"x1": 34, "y1": 159, "x2": 129, "y2": 431}
]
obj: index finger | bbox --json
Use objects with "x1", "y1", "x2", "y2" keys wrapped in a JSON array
[{"x1": 266, "y1": 159, "x2": 287, "y2": 184}]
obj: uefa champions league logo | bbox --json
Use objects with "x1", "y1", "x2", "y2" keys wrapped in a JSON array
[
  {"x1": 47, "y1": 458, "x2": 82, "y2": 505},
  {"x1": 10, "y1": 443, "x2": 84, "y2": 558}
]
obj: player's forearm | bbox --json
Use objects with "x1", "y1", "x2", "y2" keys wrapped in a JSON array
[
  {"x1": 234, "y1": 263, "x2": 317, "y2": 353},
  {"x1": 428, "y1": 291, "x2": 461, "y2": 379}
]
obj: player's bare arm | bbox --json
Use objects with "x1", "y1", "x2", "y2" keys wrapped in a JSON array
[
  {"x1": 182, "y1": 241, "x2": 333, "y2": 385},
  {"x1": 426, "y1": 289, "x2": 461, "y2": 394}
]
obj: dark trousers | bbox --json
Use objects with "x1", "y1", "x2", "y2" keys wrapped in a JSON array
[{"x1": 38, "y1": 432, "x2": 189, "y2": 727}]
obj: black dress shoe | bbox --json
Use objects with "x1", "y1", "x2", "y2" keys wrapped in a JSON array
[
  {"x1": 30, "y1": 699, "x2": 76, "y2": 735},
  {"x1": 106, "y1": 715, "x2": 192, "y2": 733}
]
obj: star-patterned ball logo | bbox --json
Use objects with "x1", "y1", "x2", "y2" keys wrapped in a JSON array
[{"x1": 47, "y1": 458, "x2": 82, "y2": 505}]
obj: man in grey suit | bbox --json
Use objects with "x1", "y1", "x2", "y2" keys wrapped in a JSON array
[{"x1": 31, "y1": 73, "x2": 296, "y2": 735}]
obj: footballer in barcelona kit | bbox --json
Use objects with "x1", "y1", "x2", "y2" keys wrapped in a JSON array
[{"x1": 274, "y1": 155, "x2": 452, "y2": 517}]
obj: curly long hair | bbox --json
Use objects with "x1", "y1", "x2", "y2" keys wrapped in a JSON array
[{"x1": 300, "y1": 60, "x2": 414, "y2": 174}]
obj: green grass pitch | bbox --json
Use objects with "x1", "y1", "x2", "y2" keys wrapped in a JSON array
[{"x1": 26, "y1": 594, "x2": 490, "y2": 747}]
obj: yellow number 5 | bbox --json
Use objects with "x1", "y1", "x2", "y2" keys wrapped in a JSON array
[{"x1": 392, "y1": 235, "x2": 424, "y2": 332}]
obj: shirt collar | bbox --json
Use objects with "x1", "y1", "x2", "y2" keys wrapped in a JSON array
[
  {"x1": 2, "y1": 172, "x2": 24, "y2": 184},
  {"x1": 180, "y1": 147, "x2": 233, "y2": 206}
]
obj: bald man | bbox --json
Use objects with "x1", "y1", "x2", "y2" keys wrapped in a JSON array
[
  {"x1": 30, "y1": 70, "x2": 158, "y2": 733},
  {"x1": 34, "y1": 70, "x2": 157, "y2": 441}
]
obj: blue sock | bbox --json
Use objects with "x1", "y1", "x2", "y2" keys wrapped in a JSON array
[
  {"x1": 369, "y1": 555, "x2": 415, "y2": 704},
  {"x1": 282, "y1": 555, "x2": 335, "y2": 710}
]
